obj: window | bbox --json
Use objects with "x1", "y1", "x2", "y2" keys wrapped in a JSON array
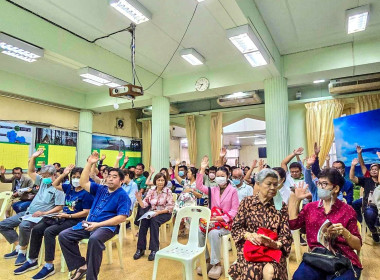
[{"x1": 226, "y1": 148, "x2": 239, "y2": 166}]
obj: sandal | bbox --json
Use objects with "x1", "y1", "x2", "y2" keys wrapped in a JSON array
[{"x1": 70, "y1": 267, "x2": 87, "y2": 280}]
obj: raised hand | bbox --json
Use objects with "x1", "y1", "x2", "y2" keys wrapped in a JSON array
[
  {"x1": 201, "y1": 156, "x2": 209, "y2": 170},
  {"x1": 116, "y1": 151, "x2": 123, "y2": 161},
  {"x1": 314, "y1": 142, "x2": 321, "y2": 156},
  {"x1": 351, "y1": 158, "x2": 359, "y2": 166},
  {"x1": 306, "y1": 155, "x2": 316, "y2": 167},
  {"x1": 293, "y1": 147, "x2": 304, "y2": 156},
  {"x1": 88, "y1": 151, "x2": 100, "y2": 164},
  {"x1": 251, "y1": 159, "x2": 258, "y2": 169},
  {"x1": 100, "y1": 154, "x2": 106, "y2": 161},
  {"x1": 32, "y1": 148, "x2": 44, "y2": 158},
  {"x1": 220, "y1": 147, "x2": 227, "y2": 158},
  {"x1": 356, "y1": 145, "x2": 362, "y2": 154},
  {"x1": 175, "y1": 159, "x2": 181, "y2": 166},
  {"x1": 135, "y1": 191, "x2": 143, "y2": 201},
  {"x1": 294, "y1": 181, "x2": 310, "y2": 200},
  {"x1": 64, "y1": 164, "x2": 75, "y2": 175},
  {"x1": 325, "y1": 155, "x2": 330, "y2": 162},
  {"x1": 150, "y1": 166, "x2": 155, "y2": 174},
  {"x1": 0, "y1": 165, "x2": 5, "y2": 175},
  {"x1": 124, "y1": 156, "x2": 129, "y2": 164}
]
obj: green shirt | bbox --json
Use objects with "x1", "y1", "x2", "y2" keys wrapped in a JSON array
[{"x1": 134, "y1": 175, "x2": 147, "y2": 190}]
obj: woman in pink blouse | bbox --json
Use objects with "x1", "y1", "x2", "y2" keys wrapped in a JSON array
[
  {"x1": 133, "y1": 173, "x2": 174, "y2": 261},
  {"x1": 289, "y1": 168, "x2": 362, "y2": 280},
  {"x1": 196, "y1": 156, "x2": 239, "y2": 280}
]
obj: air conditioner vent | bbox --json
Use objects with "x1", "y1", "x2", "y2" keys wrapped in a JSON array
[{"x1": 329, "y1": 73, "x2": 380, "y2": 95}]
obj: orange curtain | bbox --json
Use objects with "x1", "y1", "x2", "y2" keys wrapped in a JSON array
[
  {"x1": 185, "y1": 115, "x2": 197, "y2": 165},
  {"x1": 142, "y1": 120, "x2": 151, "y2": 168},
  {"x1": 354, "y1": 93, "x2": 380, "y2": 113},
  {"x1": 210, "y1": 112, "x2": 223, "y2": 166}
]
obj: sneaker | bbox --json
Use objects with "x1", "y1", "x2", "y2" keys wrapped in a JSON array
[
  {"x1": 14, "y1": 253, "x2": 27, "y2": 266},
  {"x1": 196, "y1": 263, "x2": 212, "y2": 276},
  {"x1": 300, "y1": 235, "x2": 307, "y2": 246},
  {"x1": 208, "y1": 265, "x2": 222, "y2": 280},
  {"x1": 14, "y1": 260, "x2": 39, "y2": 275},
  {"x1": 4, "y1": 250, "x2": 18, "y2": 259},
  {"x1": 372, "y1": 233, "x2": 380, "y2": 243},
  {"x1": 32, "y1": 266, "x2": 55, "y2": 280}
]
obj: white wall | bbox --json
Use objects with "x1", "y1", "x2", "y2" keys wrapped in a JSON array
[
  {"x1": 169, "y1": 139, "x2": 180, "y2": 161},
  {"x1": 239, "y1": 145, "x2": 267, "y2": 167}
]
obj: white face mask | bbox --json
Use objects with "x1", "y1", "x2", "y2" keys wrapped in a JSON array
[
  {"x1": 215, "y1": 176, "x2": 227, "y2": 186},
  {"x1": 72, "y1": 178, "x2": 80, "y2": 188}
]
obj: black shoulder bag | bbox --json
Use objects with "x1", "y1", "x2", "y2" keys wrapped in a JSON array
[
  {"x1": 302, "y1": 247, "x2": 353, "y2": 277},
  {"x1": 208, "y1": 187, "x2": 212, "y2": 209}
]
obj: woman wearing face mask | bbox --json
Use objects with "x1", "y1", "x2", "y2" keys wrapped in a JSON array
[
  {"x1": 290, "y1": 168, "x2": 362, "y2": 280},
  {"x1": 229, "y1": 169, "x2": 292, "y2": 280},
  {"x1": 195, "y1": 156, "x2": 239, "y2": 280},
  {"x1": 15, "y1": 164, "x2": 94, "y2": 279}
]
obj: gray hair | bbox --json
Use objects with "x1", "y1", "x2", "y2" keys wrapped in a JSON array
[
  {"x1": 232, "y1": 168, "x2": 243, "y2": 177},
  {"x1": 255, "y1": 168, "x2": 279, "y2": 184},
  {"x1": 40, "y1": 165, "x2": 56, "y2": 175}
]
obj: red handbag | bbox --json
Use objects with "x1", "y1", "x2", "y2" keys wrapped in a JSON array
[
  {"x1": 199, "y1": 206, "x2": 231, "y2": 233},
  {"x1": 243, "y1": 228, "x2": 282, "y2": 263}
]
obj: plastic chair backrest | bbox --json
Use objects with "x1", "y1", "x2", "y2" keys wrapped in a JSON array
[
  {"x1": 171, "y1": 206, "x2": 211, "y2": 247},
  {"x1": 0, "y1": 191, "x2": 13, "y2": 219},
  {"x1": 172, "y1": 193, "x2": 177, "y2": 202}
]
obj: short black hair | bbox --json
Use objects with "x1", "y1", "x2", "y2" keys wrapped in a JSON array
[
  {"x1": 109, "y1": 168, "x2": 125, "y2": 181},
  {"x1": 244, "y1": 166, "x2": 250, "y2": 170},
  {"x1": 57, "y1": 168, "x2": 64, "y2": 174},
  {"x1": 209, "y1": 166, "x2": 217, "y2": 172},
  {"x1": 333, "y1": 160, "x2": 346, "y2": 169},
  {"x1": 136, "y1": 163, "x2": 145, "y2": 170},
  {"x1": 217, "y1": 166, "x2": 230, "y2": 177},
  {"x1": 143, "y1": 171, "x2": 150, "y2": 178},
  {"x1": 273, "y1": 167, "x2": 286, "y2": 180},
  {"x1": 189, "y1": 167, "x2": 198, "y2": 176},
  {"x1": 53, "y1": 162, "x2": 61, "y2": 168},
  {"x1": 100, "y1": 164, "x2": 108, "y2": 170},
  {"x1": 128, "y1": 166, "x2": 136, "y2": 170},
  {"x1": 318, "y1": 168, "x2": 345, "y2": 192},
  {"x1": 224, "y1": 164, "x2": 231, "y2": 171},
  {"x1": 123, "y1": 169, "x2": 135, "y2": 180},
  {"x1": 179, "y1": 165, "x2": 188, "y2": 171},
  {"x1": 153, "y1": 173, "x2": 168, "y2": 187},
  {"x1": 71, "y1": 167, "x2": 83, "y2": 176},
  {"x1": 289, "y1": 162, "x2": 302, "y2": 171},
  {"x1": 12, "y1": 167, "x2": 22, "y2": 173}
]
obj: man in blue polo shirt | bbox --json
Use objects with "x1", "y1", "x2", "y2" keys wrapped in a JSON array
[{"x1": 58, "y1": 152, "x2": 131, "y2": 280}]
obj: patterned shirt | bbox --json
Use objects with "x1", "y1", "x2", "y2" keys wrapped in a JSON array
[
  {"x1": 142, "y1": 186, "x2": 174, "y2": 213},
  {"x1": 289, "y1": 198, "x2": 362, "y2": 268}
]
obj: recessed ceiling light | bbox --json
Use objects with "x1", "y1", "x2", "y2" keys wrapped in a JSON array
[
  {"x1": 313, "y1": 79, "x2": 325, "y2": 84},
  {"x1": 109, "y1": 0, "x2": 152, "y2": 24},
  {"x1": 346, "y1": 5, "x2": 370, "y2": 34},
  {"x1": 180, "y1": 48, "x2": 205, "y2": 65},
  {"x1": 0, "y1": 33, "x2": 43, "y2": 63},
  {"x1": 226, "y1": 25, "x2": 269, "y2": 67}
]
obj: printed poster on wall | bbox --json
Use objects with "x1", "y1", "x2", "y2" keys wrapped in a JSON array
[
  {"x1": 35, "y1": 128, "x2": 77, "y2": 146},
  {"x1": 0, "y1": 121, "x2": 32, "y2": 144},
  {"x1": 333, "y1": 108, "x2": 380, "y2": 177}
]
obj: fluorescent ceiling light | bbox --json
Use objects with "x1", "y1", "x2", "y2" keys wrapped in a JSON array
[
  {"x1": 244, "y1": 51, "x2": 268, "y2": 67},
  {"x1": 109, "y1": 0, "x2": 152, "y2": 24},
  {"x1": 346, "y1": 5, "x2": 370, "y2": 34},
  {"x1": 237, "y1": 135, "x2": 261, "y2": 139},
  {"x1": 180, "y1": 48, "x2": 205, "y2": 65},
  {"x1": 0, "y1": 33, "x2": 43, "y2": 63},
  {"x1": 313, "y1": 79, "x2": 325, "y2": 84},
  {"x1": 82, "y1": 79, "x2": 103, "y2": 86},
  {"x1": 78, "y1": 67, "x2": 128, "y2": 87},
  {"x1": 197, "y1": 0, "x2": 206, "y2": 2},
  {"x1": 226, "y1": 25, "x2": 269, "y2": 67}
]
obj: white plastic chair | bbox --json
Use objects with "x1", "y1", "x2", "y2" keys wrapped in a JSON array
[
  {"x1": 221, "y1": 233, "x2": 237, "y2": 278},
  {"x1": 120, "y1": 202, "x2": 138, "y2": 242},
  {"x1": 152, "y1": 206, "x2": 211, "y2": 280},
  {"x1": 0, "y1": 191, "x2": 13, "y2": 221},
  {"x1": 160, "y1": 193, "x2": 177, "y2": 243}
]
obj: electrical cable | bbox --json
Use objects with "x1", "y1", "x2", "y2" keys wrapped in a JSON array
[{"x1": 142, "y1": 3, "x2": 199, "y2": 91}]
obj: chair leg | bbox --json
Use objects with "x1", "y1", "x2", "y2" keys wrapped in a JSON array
[
  {"x1": 361, "y1": 216, "x2": 367, "y2": 243},
  {"x1": 286, "y1": 257, "x2": 291, "y2": 280},
  {"x1": 184, "y1": 260, "x2": 194, "y2": 280},
  {"x1": 152, "y1": 256, "x2": 160, "y2": 280},
  {"x1": 106, "y1": 240, "x2": 113, "y2": 265},
  {"x1": 222, "y1": 235, "x2": 230, "y2": 277},
  {"x1": 161, "y1": 225, "x2": 167, "y2": 244},
  {"x1": 116, "y1": 238, "x2": 123, "y2": 269},
  {"x1": 292, "y1": 230, "x2": 301, "y2": 264},
  {"x1": 131, "y1": 222, "x2": 136, "y2": 241},
  {"x1": 199, "y1": 253, "x2": 208, "y2": 280},
  {"x1": 60, "y1": 251, "x2": 67, "y2": 273}
]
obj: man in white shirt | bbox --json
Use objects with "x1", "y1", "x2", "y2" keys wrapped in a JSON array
[{"x1": 231, "y1": 168, "x2": 253, "y2": 202}]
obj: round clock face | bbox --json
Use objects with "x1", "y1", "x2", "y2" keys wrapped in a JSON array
[{"x1": 195, "y1": 77, "x2": 209, "y2": 91}]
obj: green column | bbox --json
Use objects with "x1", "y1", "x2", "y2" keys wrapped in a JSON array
[
  {"x1": 151, "y1": 96, "x2": 170, "y2": 169},
  {"x1": 77, "y1": 110, "x2": 93, "y2": 167},
  {"x1": 264, "y1": 77, "x2": 289, "y2": 167},
  {"x1": 195, "y1": 114, "x2": 212, "y2": 166}
]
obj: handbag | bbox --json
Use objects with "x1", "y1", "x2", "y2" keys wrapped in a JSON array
[{"x1": 302, "y1": 247, "x2": 352, "y2": 277}]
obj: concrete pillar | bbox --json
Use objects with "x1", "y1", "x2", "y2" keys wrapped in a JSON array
[
  {"x1": 77, "y1": 110, "x2": 93, "y2": 167},
  {"x1": 195, "y1": 114, "x2": 212, "y2": 166},
  {"x1": 264, "y1": 77, "x2": 289, "y2": 167},
  {"x1": 151, "y1": 96, "x2": 170, "y2": 169}
]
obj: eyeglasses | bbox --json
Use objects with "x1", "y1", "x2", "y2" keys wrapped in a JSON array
[{"x1": 316, "y1": 181, "x2": 331, "y2": 188}]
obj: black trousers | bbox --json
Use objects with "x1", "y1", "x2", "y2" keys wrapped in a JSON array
[
  {"x1": 58, "y1": 227, "x2": 115, "y2": 280},
  {"x1": 137, "y1": 213, "x2": 171, "y2": 252},
  {"x1": 29, "y1": 218, "x2": 81, "y2": 262}
]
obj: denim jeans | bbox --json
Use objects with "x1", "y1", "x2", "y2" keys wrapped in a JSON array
[
  {"x1": 352, "y1": 198, "x2": 362, "y2": 223},
  {"x1": 293, "y1": 261, "x2": 361, "y2": 280},
  {"x1": 363, "y1": 205, "x2": 378, "y2": 233},
  {"x1": 0, "y1": 211, "x2": 36, "y2": 246},
  {"x1": 12, "y1": 201, "x2": 32, "y2": 213}
]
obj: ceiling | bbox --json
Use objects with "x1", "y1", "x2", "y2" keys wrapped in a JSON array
[{"x1": 255, "y1": 0, "x2": 380, "y2": 55}]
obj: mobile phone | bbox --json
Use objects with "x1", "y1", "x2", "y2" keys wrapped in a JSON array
[
  {"x1": 260, "y1": 234, "x2": 272, "y2": 240},
  {"x1": 82, "y1": 222, "x2": 89, "y2": 228}
]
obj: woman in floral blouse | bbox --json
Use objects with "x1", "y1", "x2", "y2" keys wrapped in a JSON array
[
  {"x1": 133, "y1": 173, "x2": 174, "y2": 261},
  {"x1": 229, "y1": 169, "x2": 292, "y2": 280}
]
